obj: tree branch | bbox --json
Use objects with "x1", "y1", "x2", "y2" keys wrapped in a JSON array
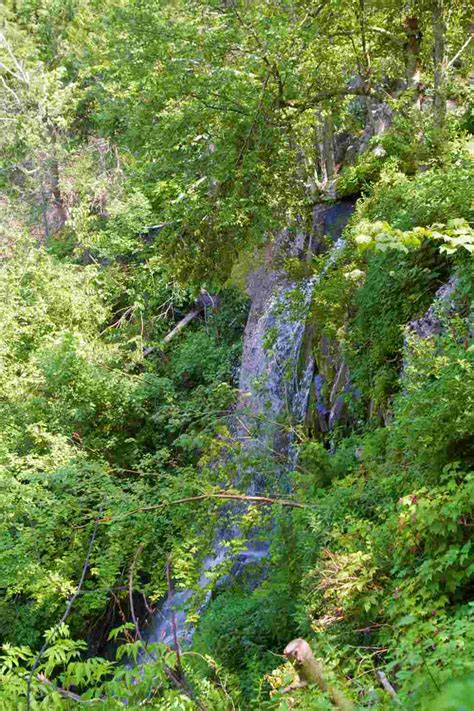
[
  {"x1": 36, "y1": 674, "x2": 98, "y2": 705},
  {"x1": 163, "y1": 665, "x2": 209, "y2": 711},
  {"x1": 129, "y1": 544, "x2": 145, "y2": 641},
  {"x1": 100, "y1": 492, "x2": 309, "y2": 523},
  {"x1": 26, "y1": 504, "x2": 104, "y2": 711},
  {"x1": 369, "y1": 26, "x2": 404, "y2": 47},
  {"x1": 284, "y1": 639, "x2": 353, "y2": 710},
  {"x1": 163, "y1": 307, "x2": 202, "y2": 344},
  {"x1": 282, "y1": 86, "x2": 385, "y2": 112},
  {"x1": 375, "y1": 670, "x2": 401, "y2": 703},
  {"x1": 0, "y1": 31, "x2": 29, "y2": 84},
  {"x1": 187, "y1": 92, "x2": 250, "y2": 115},
  {"x1": 166, "y1": 557, "x2": 182, "y2": 671},
  {"x1": 447, "y1": 31, "x2": 473, "y2": 69}
]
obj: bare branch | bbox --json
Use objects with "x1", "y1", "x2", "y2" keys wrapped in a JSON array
[
  {"x1": 0, "y1": 31, "x2": 29, "y2": 84},
  {"x1": 129, "y1": 544, "x2": 145, "y2": 641},
  {"x1": 0, "y1": 74, "x2": 22, "y2": 106},
  {"x1": 36, "y1": 674, "x2": 99, "y2": 705},
  {"x1": 376, "y1": 670, "x2": 401, "y2": 704},
  {"x1": 0, "y1": 59, "x2": 21, "y2": 80},
  {"x1": 284, "y1": 639, "x2": 353, "y2": 710},
  {"x1": 163, "y1": 307, "x2": 202, "y2": 344},
  {"x1": 26, "y1": 504, "x2": 104, "y2": 711},
  {"x1": 368, "y1": 26, "x2": 404, "y2": 47},
  {"x1": 187, "y1": 92, "x2": 250, "y2": 115},
  {"x1": 283, "y1": 86, "x2": 385, "y2": 112},
  {"x1": 100, "y1": 492, "x2": 309, "y2": 523},
  {"x1": 447, "y1": 32, "x2": 473, "y2": 69},
  {"x1": 163, "y1": 665, "x2": 209, "y2": 711}
]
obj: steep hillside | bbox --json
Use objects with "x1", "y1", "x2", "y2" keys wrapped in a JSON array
[{"x1": 0, "y1": 1, "x2": 473, "y2": 709}]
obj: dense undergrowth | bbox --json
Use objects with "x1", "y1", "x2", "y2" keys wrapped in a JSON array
[{"x1": 1, "y1": 0, "x2": 474, "y2": 709}]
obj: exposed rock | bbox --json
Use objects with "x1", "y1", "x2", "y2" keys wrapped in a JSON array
[
  {"x1": 309, "y1": 340, "x2": 357, "y2": 436},
  {"x1": 311, "y1": 197, "x2": 358, "y2": 255},
  {"x1": 147, "y1": 204, "x2": 356, "y2": 647},
  {"x1": 408, "y1": 276, "x2": 458, "y2": 338},
  {"x1": 238, "y1": 228, "x2": 314, "y2": 453},
  {"x1": 328, "y1": 361, "x2": 351, "y2": 431},
  {"x1": 340, "y1": 100, "x2": 392, "y2": 165}
]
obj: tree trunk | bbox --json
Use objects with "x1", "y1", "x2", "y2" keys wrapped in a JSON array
[
  {"x1": 432, "y1": 0, "x2": 446, "y2": 130},
  {"x1": 315, "y1": 111, "x2": 336, "y2": 199},
  {"x1": 49, "y1": 157, "x2": 68, "y2": 231},
  {"x1": 403, "y1": 16, "x2": 422, "y2": 102},
  {"x1": 322, "y1": 112, "x2": 336, "y2": 199}
]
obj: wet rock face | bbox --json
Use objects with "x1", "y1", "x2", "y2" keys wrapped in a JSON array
[
  {"x1": 311, "y1": 197, "x2": 358, "y2": 255},
  {"x1": 238, "y1": 230, "x2": 314, "y2": 453},
  {"x1": 408, "y1": 277, "x2": 459, "y2": 338},
  {"x1": 340, "y1": 100, "x2": 393, "y2": 165},
  {"x1": 196, "y1": 288, "x2": 220, "y2": 311},
  {"x1": 239, "y1": 201, "x2": 358, "y2": 449}
]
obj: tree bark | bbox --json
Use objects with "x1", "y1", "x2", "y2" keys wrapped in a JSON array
[
  {"x1": 321, "y1": 112, "x2": 336, "y2": 199},
  {"x1": 403, "y1": 16, "x2": 422, "y2": 102},
  {"x1": 376, "y1": 670, "x2": 401, "y2": 703},
  {"x1": 49, "y1": 157, "x2": 68, "y2": 231},
  {"x1": 432, "y1": 0, "x2": 446, "y2": 130}
]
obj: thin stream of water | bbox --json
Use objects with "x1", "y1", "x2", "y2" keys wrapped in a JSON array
[{"x1": 147, "y1": 220, "x2": 351, "y2": 647}]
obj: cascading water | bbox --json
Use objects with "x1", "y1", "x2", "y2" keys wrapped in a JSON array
[{"x1": 147, "y1": 205, "x2": 354, "y2": 648}]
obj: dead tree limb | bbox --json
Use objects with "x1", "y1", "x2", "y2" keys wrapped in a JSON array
[
  {"x1": 376, "y1": 670, "x2": 401, "y2": 704},
  {"x1": 141, "y1": 492, "x2": 308, "y2": 511},
  {"x1": 447, "y1": 31, "x2": 473, "y2": 69},
  {"x1": 36, "y1": 674, "x2": 98, "y2": 705},
  {"x1": 97, "y1": 492, "x2": 309, "y2": 525},
  {"x1": 129, "y1": 544, "x2": 145, "y2": 641},
  {"x1": 284, "y1": 639, "x2": 353, "y2": 710},
  {"x1": 163, "y1": 307, "x2": 202, "y2": 344}
]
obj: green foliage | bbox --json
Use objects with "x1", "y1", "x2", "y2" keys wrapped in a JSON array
[
  {"x1": 354, "y1": 218, "x2": 474, "y2": 256},
  {"x1": 1, "y1": 1, "x2": 474, "y2": 709},
  {"x1": 355, "y1": 158, "x2": 474, "y2": 231},
  {"x1": 0, "y1": 624, "x2": 235, "y2": 709},
  {"x1": 273, "y1": 332, "x2": 474, "y2": 707},
  {"x1": 426, "y1": 675, "x2": 474, "y2": 711},
  {"x1": 348, "y1": 244, "x2": 449, "y2": 407},
  {"x1": 0, "y1": 240, "x2": 246, "y2": 654},
  {"x1": 194, "y1": 584, "x2": 297, "y2": 703}
]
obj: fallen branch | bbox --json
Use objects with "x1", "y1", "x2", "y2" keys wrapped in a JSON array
[
  {"x1": 447, "y1": 31, "x2": 473, "y2": 69},
  {"x1": 163, "y1": 307, "x2": 202, "y2": 344},
  {"x1": 284, "y1": 639, "x2": 353, "y2": 710},
  {"x1": 376, "y1": 670, "x2": 401, "y2": 704},
  {"x1": 98, "y1": 492, "x2": 309, "y2": 524}
]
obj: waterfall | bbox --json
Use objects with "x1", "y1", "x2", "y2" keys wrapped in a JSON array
[{"x1": 146, "y1": 206, "x2": 353, "y2": 648}]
